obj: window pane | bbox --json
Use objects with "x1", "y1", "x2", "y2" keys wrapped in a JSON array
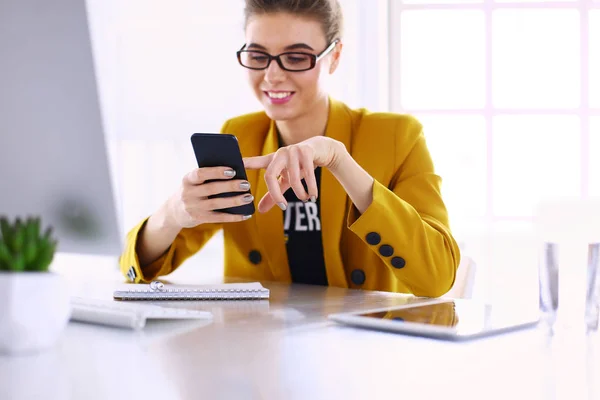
[
  {"x1": 400, "y1": 11, "x2": 485, "y2": 109},
  {"x1": 418, "y1": 115, "x2": 487, "y2": 219},
  {"x1": 493, "y1": 10, "x2": 579, "y2": 108},
  {"x1": 591, "y1": 12, "x2": 600, "y2": 108},
  {"x1": 493, "y1": 116, "x2": 581, "y2": 216},
  {"x1": 591, "y1": 118, "x2": 600, "y2": 196}
]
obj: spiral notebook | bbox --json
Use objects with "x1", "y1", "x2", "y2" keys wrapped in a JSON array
[{"x1": 113, "y1": 282, "x2": 270, "y2": 301}]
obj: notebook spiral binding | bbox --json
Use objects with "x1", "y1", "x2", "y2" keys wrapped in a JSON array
[{"x1": 114, "y1": 288, "x2": 270, "y2": 301}]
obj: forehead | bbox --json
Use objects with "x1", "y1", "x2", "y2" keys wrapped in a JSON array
[{"x1": 245, "y1": 12, "x2": 326, "y2": 52}]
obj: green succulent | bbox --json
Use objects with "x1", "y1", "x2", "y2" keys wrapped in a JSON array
[{"x1": 0, "y1": 216, "x2": 58, "y2": 272}]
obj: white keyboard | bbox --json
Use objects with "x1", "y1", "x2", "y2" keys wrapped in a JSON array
[{"x1": 70, "y1": 297, "x2": 213, "y2": 330}]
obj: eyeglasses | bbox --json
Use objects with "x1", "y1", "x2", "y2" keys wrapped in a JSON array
[{"x1": 236, "y1": 40, "x2": 339, "y2": 72}]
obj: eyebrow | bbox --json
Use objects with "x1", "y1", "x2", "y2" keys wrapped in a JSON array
[{"x1": 246, "y1": 42, "x2": 315, "y2": 52}]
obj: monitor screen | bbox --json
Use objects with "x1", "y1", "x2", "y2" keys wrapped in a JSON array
[{"x1": 0, "y1": 0, "x2": 122, "y2": 256}]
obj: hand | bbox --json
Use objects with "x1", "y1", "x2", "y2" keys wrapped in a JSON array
[
  {"x1": 244, "y1": 136, "x2": 345, "y2": 213},
  {"x1": 166, "y1": 167, "x2": 254, "y2": 229}
]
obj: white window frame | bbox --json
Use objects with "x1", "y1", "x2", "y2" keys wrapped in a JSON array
[{"x1": 389, "y1": 0, "x2": 599, "y2": 228}]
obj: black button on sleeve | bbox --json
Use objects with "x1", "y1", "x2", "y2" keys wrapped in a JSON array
[
  {"x1": 351, "y1": 269, "x2": 366, "y2": 285},
  {"x1": 379, "y1": 244, "x2": 394, "y2": 257},
  {"x1": 366, "y1": 232, "x2": 381, "y2": 246},
  {"x1": 249, "y1": 250, "x2": 262, "y2": 265},
  {"x1": 391, "y1": 257, "x2": 406, "y2": 269}
]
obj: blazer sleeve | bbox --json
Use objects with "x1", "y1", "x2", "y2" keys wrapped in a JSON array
[
  {"x1": 119, "y1": 218, "x2": 220, "y2": 283},
  {"x1": 118, "y1": 121, "x2": 236, "y2": 283},
  {"x1": 347, "y1": 119, "x2": 461, "y2": 298}
]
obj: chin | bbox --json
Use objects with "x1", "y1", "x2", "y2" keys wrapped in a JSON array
[{"x1": 261, "y1": 102, "x2": 300, "y2": 122}]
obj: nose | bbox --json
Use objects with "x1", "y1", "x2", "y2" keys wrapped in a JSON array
[{"x1": 264, "y1": 59, "x2": 286, "y2": 85}]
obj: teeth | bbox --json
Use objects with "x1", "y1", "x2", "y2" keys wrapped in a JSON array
[{"x1": 267, "y1": 92, "x2": 292, "y2": 99}]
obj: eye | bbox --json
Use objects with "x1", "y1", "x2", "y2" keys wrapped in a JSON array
[{"x1": 284, "y1": 54, "x2": 310, "y2": 64}]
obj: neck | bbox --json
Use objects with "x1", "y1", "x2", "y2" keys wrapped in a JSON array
[{"x1": 276, "y1": 96, "x2": 330, "y2": 146}]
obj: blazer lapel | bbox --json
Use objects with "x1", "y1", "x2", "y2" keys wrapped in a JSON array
[
  {"x1": 255, "y1": 121, "x2": 291, "y2": 282},
  {"x1": 321, "y1": 98, "x2": 353, "y2": 288}
]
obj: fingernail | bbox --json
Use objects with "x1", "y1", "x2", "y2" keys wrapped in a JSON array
[
  {"x1": 240, "y1": 181, "x2": 250, "y2": 190},
  {"x1": 224, "y1": 169, "x2": 236, "y2": 177},
  {"x1": 310, "y1": 196, "x2": 316, "y2": 203},
  {"x1": 243, "y1": 194, "x2": 254, "y2": 203},
  {"x1": 242, "y1": 215, "x2": 253, "y2": 220},
  {"x1": 278, "y1": 202, "x2": 287, "y2": 211}
]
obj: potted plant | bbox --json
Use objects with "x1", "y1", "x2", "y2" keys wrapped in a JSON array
[{"x1": 0, "y1": 216, "x2": 71, "y2": 355}]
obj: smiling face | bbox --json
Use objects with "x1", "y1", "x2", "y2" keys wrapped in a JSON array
[{"x1": 243, "y1": 12, "x2": 341, "y2": 122}]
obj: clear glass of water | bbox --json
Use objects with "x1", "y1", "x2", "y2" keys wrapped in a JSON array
[{"x1": 536, "y1": 197, "x2": 600, "y2": 335}]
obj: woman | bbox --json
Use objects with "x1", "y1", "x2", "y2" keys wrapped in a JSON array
[{"x1": 119, "y1": 0, "x2": 460, "y2": 297}]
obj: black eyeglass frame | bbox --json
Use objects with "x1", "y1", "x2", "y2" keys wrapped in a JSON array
[{"x1": 236, "y1": 39, "x2": 339, "y2": 72}]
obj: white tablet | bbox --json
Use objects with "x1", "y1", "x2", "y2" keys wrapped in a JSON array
[{"x1": 328, "y1": 299, "x2": 540, "y2": 341}]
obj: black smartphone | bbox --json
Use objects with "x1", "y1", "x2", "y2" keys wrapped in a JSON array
[{"x1": 190, "y1": 133, "x2": 255, "y2": 216}]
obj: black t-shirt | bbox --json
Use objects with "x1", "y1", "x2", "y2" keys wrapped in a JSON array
[{"x1": 282, "y1": 165, "x2": 328, "y2": 286}]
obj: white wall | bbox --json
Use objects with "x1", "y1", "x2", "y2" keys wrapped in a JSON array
[{"x1": 85, "y1": 0, "x2": 389, "y2": 282}]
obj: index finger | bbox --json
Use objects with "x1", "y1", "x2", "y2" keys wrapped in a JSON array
[
  {"x1": 243, "y1": 154, "x2": 274, "y2": 170},
  {"x1": 263, "y1": 155, "x2": 289, "y2": 210}
]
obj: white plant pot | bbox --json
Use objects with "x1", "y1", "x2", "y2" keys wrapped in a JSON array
[{"x1": 0, "y1": 271, "x2": 71, "y2": 355}]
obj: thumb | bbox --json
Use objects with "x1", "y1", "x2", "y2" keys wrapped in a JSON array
[
  {"x1": 243, "y1": 154, "x2": 273, "y2": 170},
  {"x1": 257, "y1": 181, "x2": 291, "y2": 213}
]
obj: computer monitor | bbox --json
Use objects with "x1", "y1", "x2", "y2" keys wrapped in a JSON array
[{"x1": 0, "y1": 0, "x2": 122, "y2": 256}]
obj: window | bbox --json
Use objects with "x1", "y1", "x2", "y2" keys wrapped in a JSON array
[
  {"x1": 391, "y1": 0, "x2": 598, "y2": 303},
  {"x1": 591, "y1": 11, "x2": 600, "y2": 108},
  {"x1": 492, "y1": 115, "x2": 581, "y2": 216},
  {"x1": 399, "y1": 10, "x2": 485, "y2": 109},
  {"x1": 492, "y1": 10, "x2": 579, "y2": 109},
  {"x1": 591, "y1": 117, "x2": 600, "y2": 196},
  {"x1": 391, "y1": 0, "x2": 598, "y2": 228}
]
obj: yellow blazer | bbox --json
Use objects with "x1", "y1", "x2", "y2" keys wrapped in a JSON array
[{"x1": 119, "y1": 99, "x2": 461, "y2": 297}]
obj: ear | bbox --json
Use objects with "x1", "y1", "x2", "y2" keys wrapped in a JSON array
[{"x1": 328, "y1": 41, "x2": 343, "y2": 74}]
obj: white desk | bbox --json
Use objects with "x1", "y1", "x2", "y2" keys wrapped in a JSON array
[{"x1": 1, "y1": 258, "x2": 598, "y2": 400}]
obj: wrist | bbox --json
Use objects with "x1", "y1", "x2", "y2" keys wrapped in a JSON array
[
  {"x1": 326, "y1": 141, "x2": 375, "y2": 214},
  {"x1": 327, "y1": 140, "x2": 350, "y2": 174},
  {"x1": 155, "y1": 197, "x2": 183, "y2": 232}
]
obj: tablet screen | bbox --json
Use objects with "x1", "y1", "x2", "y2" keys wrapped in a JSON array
[
  {"x1": 357, "y1": 300, "x2": 538, "y2": 334},
  {"x1": 361, "y1": 301, "x2": 460, "y2": 327}
]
